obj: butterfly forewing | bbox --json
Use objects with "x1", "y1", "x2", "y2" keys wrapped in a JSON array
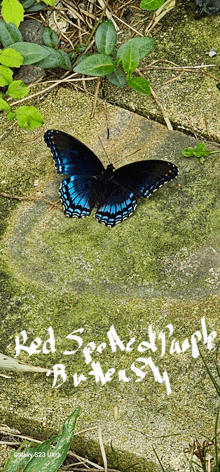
[
  {"x1": 113, "y1": 160, "x2": 178, "y2": 198},
  {"x1": 44, "y1": 130, "x2": 104, "y2": 175}
]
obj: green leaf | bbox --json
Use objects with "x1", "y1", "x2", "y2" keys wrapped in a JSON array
[
  {"x1": 74, "y1": 54, "x2": 115, "y2": 76},
  {"x1": 69, "y1": 50, "x2": 76, "y2": 61},
  {"x1": 181, "y1": 147, "x2": 194, "y2": 157},
  {"x1": 75, "y1": 43, "x2": 86, "y2": 52},
  {"x1": 15, "y1": 106, "x2": 44, "y2": 129},
  {"x1": 20, "y1": 0, "x2": 47, "y2": 12},
  {"x1": 9, "y1": 42, "x2": 50, "y2": 65},
  {"x1": 41, "y1": 0, "x2": 56, "y2": 4},
  {"x1": 0, "y1": 64, "x2": 13, "y2": 86},
  {"x1": 1, "y1": 0, "x2": 24, "y2": 27},
  {"x1": 0, "y1": 20, "x2": 23, "y2": 47},
  {"x1": 116, "y1": 41, "x2": 139, "y2": 75},
  {"x1": 0, "y1": 48, "x2": 23, "y2": 67},
  {"x1": 195, "y1": 143, "x2": 206, "y2": 152},
  {"x1": 127, "y1": 76, "x2": 151, "y2": 94},
  {"x1": 7, "y1": 111, "x2": 15, "y2": 120},
  {"x1": 0, "y1": 97, "x2": 11, "y2": 111},
  {"x1": 140, "y1": 0, "x2": 165, "y2": 10},
  {"x1": 7, "y1": 80, "x2": 29, "y2": 98},
  {"x1": 5, "y1": 409, "x2": 80, "y2": 472},
  {"x1": 35, "y1": 46, "x2": 71, "y2": 70},
  {"x1": 130, "y1": 37, "x2": 156, "y2": 59},
  {"x1": 107, "y1": 68, "x2": 126, "y2": 88},
  {"x1": 202, "y1": 150, "x2": 210, "y2": 156},
  {"x1": 43, "y1": 26, "x2": 59, "y2": 48},
  {"x1": 194, "y1": 150, "x2": 210, "y2": 157},
  {"x1": 95, "y1": 20, "x2": 117, "y2": 56}
]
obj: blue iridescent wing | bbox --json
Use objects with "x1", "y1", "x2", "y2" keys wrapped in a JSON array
[
  {"x1": 113, "y1": 160, "x2": 178, "y2": 198},
  {"x1": 44, "y1": 129, "x2": 105, "y2": 219},
  {"x1": 60, "y1": 175, "x2": 102, "y2": 218},
  {"x1": 44, "y1": 129, "x2": 104, "y2": 175},
  {"x1": 95, "y1": 180, "x2": 137, "y2": 227}
]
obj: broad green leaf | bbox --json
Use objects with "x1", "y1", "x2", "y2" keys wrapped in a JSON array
[
  {"x1": 107, "y1": 68, "x2": 126, "y2": 88},
  {"x1": 0, "y1": 97, "x2": 11, "y2": 111},
  {"x1": 1, "y1": 0, "x2": 24, "y2": 27},
  {"x1": 116, "y1": 41, "x2": 139, "y2": 75},
  {"x1": 0, "y1": 64, "x2": 13, "y2": 86},
  {"x1": 131, "y1": 37, "x2": 156, "y2": 59},
  {"x1": 7, "y1": 80, "x2": 29, "y2": 98},
  {"x1": 0, "y1": 48, "x2": 23, "y2": 67},
  {"x1": 74, "y1": 54, "x2": 115, "y2": 76},
  {"x1": 181, "y1": 147, "x2": 194, "y2": 157},
  {"x1": 35, "y1": 46, "x2": 71, "y2": 70},
  {"x1": 0, "y1": 20, "x2": 22, "y2": 47},
  {"x1": 43, "y1": 26, "x2": 59, "y2": 48},
  {"x1": 140, "y1": 0, "x2": 164, "y2": 10},
  {"x1": 95, "y1": 20, "x2": 117, "y2": 55},
  {"x1": 5, "y1": 409, "x2": 80, "y2": 472},
  {"x1": 9, "y1": 42, "x2": 50, "y2": 65},
  {"x1": 15, "y1": 106, "x2": 44, "y2": 129},
  {"x1": 4, "y1": 442, "x2": 40, "y2": 471},
  {"x1": 127, "y1": 76, "x2": 151, "y2": 94}
]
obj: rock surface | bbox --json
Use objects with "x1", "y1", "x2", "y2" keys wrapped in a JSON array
[{"x1": 0, "y1": 89, "x2": 220, "y2": 471}]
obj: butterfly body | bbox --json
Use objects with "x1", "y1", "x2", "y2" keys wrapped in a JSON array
[{"x1": 44, "y1": 130, "x2": 178, "y2": 227}]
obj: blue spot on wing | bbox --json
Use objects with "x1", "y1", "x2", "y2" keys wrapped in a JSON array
[{"x1": 44, "y1": 130, "x2": 178, "y2": 227}]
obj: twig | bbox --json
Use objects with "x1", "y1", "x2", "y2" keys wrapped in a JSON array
[
  {"x1": 136, "y1": 68, "x2": 173, "y2": 130},
  {"x1": 112, "y1": 12, "x2": 143, "y2": 36},
  {"x1": 163, "y1": 70, "x2": 185, "y2": 84},
  {"x1": 91, "y1": 77, "x2": 101, "y2": 118},
  {"x1": 150, "y1": 85, "x2": 173, "y2": 130},
  {"x1": 0, "y1": 121, "x2": 16, "y2": 140},
  {"x1": 9, "y1": 75, "x2": 98, "y2": 107},
  {"x1": 141, "y1": 64, "x2": 218, "y2": 71},
  {"x1": 97, "y1": 0, "x2": 119, "y2": 30},
  {"x1": 98, "y1": 423, "x2": 108, "y2": 472},
  {"x1": 0, "y1": 192, "x2": 60, "y2": 208}
]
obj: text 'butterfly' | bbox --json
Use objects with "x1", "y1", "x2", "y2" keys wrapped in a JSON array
[{"x1": 44, "y1": 130, "x2": 178, "y2": 227}]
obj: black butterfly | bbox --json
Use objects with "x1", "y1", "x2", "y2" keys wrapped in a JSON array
[{"x1": 44, "y1": 130, "x2": 178, "y2": 227}]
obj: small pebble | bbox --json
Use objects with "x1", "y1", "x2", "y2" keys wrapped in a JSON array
[{"x1": 209, "y1": 50, "x2": 217, "y2": 57}]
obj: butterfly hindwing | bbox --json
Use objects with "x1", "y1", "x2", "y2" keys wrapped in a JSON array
[
  {"x1": 95, "y1": 180, "x2": 137, "y2": 226},
  {"x1": 60, "y1": 175, "x2": 93, "y2": 218},
  {"x1": 44, "y1": 130, "x2": 104, "y2": 175}
]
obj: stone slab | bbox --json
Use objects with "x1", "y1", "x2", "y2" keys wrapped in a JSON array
[{"x1": 0, "y1": 89, "x2": 220, "y2": 471}]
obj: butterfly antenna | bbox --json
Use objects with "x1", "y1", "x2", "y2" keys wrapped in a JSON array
[
  {"x1": 98, "y1": 136, "x2": 111, "y2": 165},
  {"x1": 114, "y1": 148, "x2": 142, "y2": 167}
]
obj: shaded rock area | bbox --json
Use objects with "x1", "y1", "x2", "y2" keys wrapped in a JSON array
[{"x1": 0, "y1": 89, "x2": 220, "y2": 471}]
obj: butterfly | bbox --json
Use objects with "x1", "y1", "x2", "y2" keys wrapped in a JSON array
[{"x1": 44, "y1": 129, "x2": 178, "y2": 227}]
